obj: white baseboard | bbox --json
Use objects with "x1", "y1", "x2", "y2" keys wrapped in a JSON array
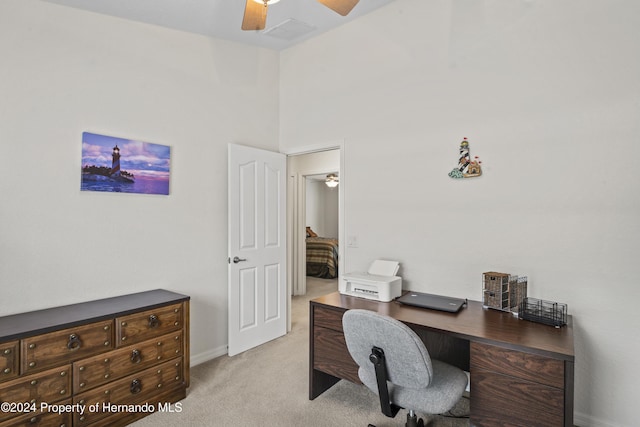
[
  {"x1": 574, "y1": 411, "x2": 625, "y2": 427},
  {"x1": 190, "y1": 345, "x2": 227, "y2": 367}
]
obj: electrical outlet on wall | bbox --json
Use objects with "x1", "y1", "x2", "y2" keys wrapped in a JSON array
[{"x1": 347, "y1": 235, "x2": 358, "y2": 248}]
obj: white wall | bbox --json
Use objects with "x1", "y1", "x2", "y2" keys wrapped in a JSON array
[
  {"x1": 306, "y1": 180, "x2": 339, "y2": 238},
  {"x1": 280, "y1": 1, "x2": 640, "y2": 426},
  {"x1": 0, "y1": 0, "x2": 280, "y2": 363},
  {"x1": 322, "y1": 184, "x2": 339, "y2": 238}
]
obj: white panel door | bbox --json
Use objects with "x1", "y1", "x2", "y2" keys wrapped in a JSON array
[{"x1": 228, "y1": 144, "x2": 286, "y2": 356}]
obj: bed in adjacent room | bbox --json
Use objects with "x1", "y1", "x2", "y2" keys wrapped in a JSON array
[{"x1": 305, "y1": 227, "x2": 338, "y2": 279}]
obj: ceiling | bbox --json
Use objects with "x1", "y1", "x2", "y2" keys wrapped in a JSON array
[
  {"x1": 42, "y1": 0, "x2": 395, "y2": 51},
  {"x1": 307, "y1": 172, "x2": 338, "y2": 181}
]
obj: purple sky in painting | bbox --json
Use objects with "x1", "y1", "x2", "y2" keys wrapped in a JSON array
[{"x1": 81, "y1": 132, "x2": 170, "y2": 180}]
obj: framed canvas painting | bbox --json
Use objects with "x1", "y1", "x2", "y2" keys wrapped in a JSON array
[{"x1": 81, "y1": 132, "x2": 170, "y2": 195}]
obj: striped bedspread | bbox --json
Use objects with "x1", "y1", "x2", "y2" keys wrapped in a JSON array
[{"x1": 306, "y1": 237, "x2": 339, "y2": 279}]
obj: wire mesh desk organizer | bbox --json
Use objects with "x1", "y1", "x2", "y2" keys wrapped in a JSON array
[{"x1": 519, "y1": 298, "x2": 568, "y2": 327}]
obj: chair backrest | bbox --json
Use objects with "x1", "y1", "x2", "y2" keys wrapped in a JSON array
[{"x1": 342, "y1": 309, "x2": 434, "y2": 389}]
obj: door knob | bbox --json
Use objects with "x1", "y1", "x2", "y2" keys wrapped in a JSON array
[{"x1": 232, "y1": 256, "x2": 247, "y2": 264}]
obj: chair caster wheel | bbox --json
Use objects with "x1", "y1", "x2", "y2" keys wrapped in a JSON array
[{"x1": 405, "y1": 412, "x2": 425, "y2": 427}]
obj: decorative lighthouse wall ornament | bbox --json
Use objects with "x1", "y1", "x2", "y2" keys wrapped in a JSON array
[{"x1": 448, "y1": 137, "x2": 482, "y2": 179}]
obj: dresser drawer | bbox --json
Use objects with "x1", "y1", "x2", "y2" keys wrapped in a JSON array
[
  {"x1": 83, "y1": 386, "x2": 187, "y2": 427},
  {"x1": 312, "y1": 306, "x2": 345, "y2": 333},
  {"x1": 73, "y1": 331, "x2": 183, "y2": 393},
  {"x1": 21, "y1": 321, "x2": 113, "y2": 375},
  {"x1": 471, "y1": 341, "x2": 564, "y2": 389},
  {"x1": 0, "y1": 399, "x2": 72, "y2": 427},
  {"x1": 0, "y1": 366, "x2": 71, "y2": 423},
  {"x1": 74, "y1": 358, "x2": 183, "y2": 425},
  {"x1": 116, "y1": 303, "x2": 183, "y2": 347},
  {"x1": 0, "y1": 341, "x2": 18, "y2": 382}
]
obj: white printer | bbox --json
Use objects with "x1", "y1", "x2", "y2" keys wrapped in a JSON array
[{"x1": 340, "y1": 260, "x2": 402, "y2": 302}]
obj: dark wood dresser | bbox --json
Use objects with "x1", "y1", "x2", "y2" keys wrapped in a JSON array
[{"x1": 0, "y1": 289, "x2": 189, "y2": 427}]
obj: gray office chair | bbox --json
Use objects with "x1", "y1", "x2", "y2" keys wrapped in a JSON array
[{"x1": 342, "y1": 309, "x2": 468, "y2": 427}]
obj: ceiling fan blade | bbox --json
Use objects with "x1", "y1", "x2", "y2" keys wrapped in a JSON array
[
  {"x1": 317, "y1": 0, "x2": 360, "y2": 16},
  {"x1": 242, "y1": 0, "x2": 267, "y2": 31}
]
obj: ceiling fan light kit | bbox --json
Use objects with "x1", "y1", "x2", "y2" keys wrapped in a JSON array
[
  {"x1": 325, "y1": 173, "x2": 339, "y2": 188},
  {"x1": 242, "y1": 0, "x2": 360, "y2": 31}
]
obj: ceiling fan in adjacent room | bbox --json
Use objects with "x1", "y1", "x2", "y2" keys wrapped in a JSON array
[{"x1": 242, "y1": 0, "x2": 360, "y2": 30}]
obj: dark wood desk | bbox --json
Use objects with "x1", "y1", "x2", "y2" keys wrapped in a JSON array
[{"x1": 309, "y1": 292, "x2": 574, "y2": 427}]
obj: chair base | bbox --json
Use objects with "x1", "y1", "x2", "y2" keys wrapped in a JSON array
[
  {"x1": 406, "y1": 410, "x2": 425, "y2": 427},
  {"x1": 367, "y1": 411, "x2": 425, "y2": 427}
]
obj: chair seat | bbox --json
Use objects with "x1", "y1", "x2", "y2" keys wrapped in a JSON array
[{"x1": 359, "y1": 359, "x2": 468, "y2": 415}]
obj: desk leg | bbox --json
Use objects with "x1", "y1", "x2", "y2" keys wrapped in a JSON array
[
  {"x1": 565, "y1": 360, "x2": 575, "y2": 427},
  {"x1": 309, "y1": 305, "x2": 341, "y2": 400},
  {"x1": 309, "y1": 368, "x2": 341, "y2": 400}
]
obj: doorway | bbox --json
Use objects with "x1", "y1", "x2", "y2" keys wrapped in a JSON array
[{"x1": 286, "y1": 146, "x2": 343, "y2": 299}]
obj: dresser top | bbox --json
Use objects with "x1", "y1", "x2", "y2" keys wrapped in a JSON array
[{"x1": 0, "y1": 289, "x2": 189, "y2": 341}]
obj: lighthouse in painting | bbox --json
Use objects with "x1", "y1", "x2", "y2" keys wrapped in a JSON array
[
  {"x1": 108, "y1": 144, "x2": 134, "y2": 183},
  {"x1": 111, "y1": 145, "x2": 121, "y2": 177}
]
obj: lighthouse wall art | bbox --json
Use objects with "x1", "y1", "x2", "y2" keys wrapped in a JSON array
[
  {"x1": 448, "y1": 137, "x2": 482, "y2": 179},
  {"x1": 81, "y1": 132, "x2": 171, "y2": 195}
]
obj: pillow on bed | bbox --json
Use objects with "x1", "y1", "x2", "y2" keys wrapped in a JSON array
[{"x1": 306, "y1": 226, "x2": 318, "y2": 238}]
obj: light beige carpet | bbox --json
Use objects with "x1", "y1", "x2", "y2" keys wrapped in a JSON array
[{"x1": 131, "y1": 278, "x2": 469, "y2": 426}]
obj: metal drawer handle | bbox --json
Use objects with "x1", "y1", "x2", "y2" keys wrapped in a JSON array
[
  {"x1": 67, "y1": 334, "x2": 82, "y2": 350},
  {"x1": 130, "y1": 349, "x2": 142, "y2": 364},
  {"x1": 130, "y1": 378, "x2": 142, "y2": 394},
  {"x1": 148, "y1": 315, "x2": 159, "y2": 328}
]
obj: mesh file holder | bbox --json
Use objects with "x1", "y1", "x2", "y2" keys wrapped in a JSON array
[{"x1": 519, "y1": 297, "x2": 567, "y2": 327}]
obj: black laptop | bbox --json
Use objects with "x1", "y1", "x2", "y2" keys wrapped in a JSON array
[{"x1": 396, "y1": 291, "x2": 466, "y2": 313}]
